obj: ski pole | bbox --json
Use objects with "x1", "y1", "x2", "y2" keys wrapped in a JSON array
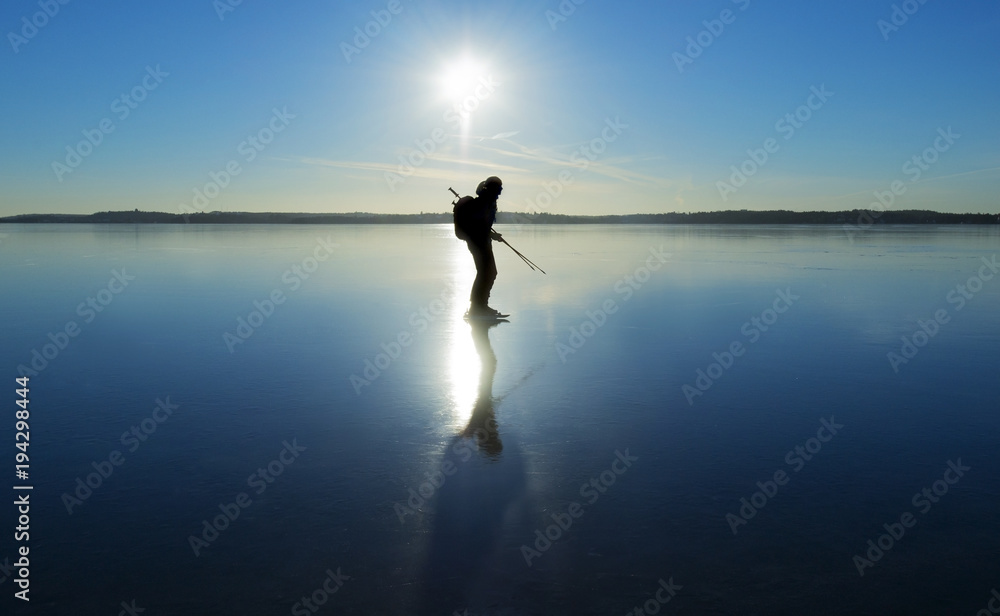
[
  {"x1": 504, "y1": 240, "x2": 535, "y2": 270},
  {"x1": 497, "y1": 234, "x2": 546, "y2": 275},
  {"x1": 507, "y1": 245, "x2": 537, "y2": 272},
  {"x1": 502, "y1": 238, "x2": 543, "y2": 272}
]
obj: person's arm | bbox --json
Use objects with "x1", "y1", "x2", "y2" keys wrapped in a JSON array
[{"x1": 488, "y1": 202, "x2": 500, "y2": 240}]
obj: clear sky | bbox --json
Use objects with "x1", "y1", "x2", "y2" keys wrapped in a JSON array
[{"x1": 2, "y1": 0, "x2": 998, "y2": 217}]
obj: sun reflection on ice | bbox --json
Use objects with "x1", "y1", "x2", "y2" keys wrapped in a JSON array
[
  {"x1": 446, "y1": 325, "x2": 480, "y2": 429},
  {"x1": 444, "y1": 241, "x2": 478, "y2": 429}
]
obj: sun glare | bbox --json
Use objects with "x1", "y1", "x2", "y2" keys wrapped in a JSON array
[
  {"x1": 444, "y1": 245, "x2": 480, "y2": 428},
  {"x1": 435, "y1": 52, "x2": 499, "y2": 144},
  {"x1": 439, "y1": 55, "x2": 487, "y2": 103}
]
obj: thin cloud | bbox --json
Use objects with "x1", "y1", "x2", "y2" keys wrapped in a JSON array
[
  {"x1": 279, "y1": 157, "x2": 400, "y2": 174},
  {"x1": 281, "y1": 134, "x2": 684, "y2": 192},
  {"x1": 281, "y1": 155, "x2": 524, "y2": 183},
  {"x1": 471, "y1": 141, "x2": 677, "y2": 187}
]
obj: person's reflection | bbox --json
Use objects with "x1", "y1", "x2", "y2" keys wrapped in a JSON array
[
  {"x1": 460, "y1": 319, "x2": 502, "y2": 459},
  {"x1": 416, "y1": 319, "x2": 527, "y2": 614}
]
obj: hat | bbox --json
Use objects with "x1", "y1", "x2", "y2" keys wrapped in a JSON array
[{"x1": 476, "y1": 176, "x2": 503, "y2": 196}]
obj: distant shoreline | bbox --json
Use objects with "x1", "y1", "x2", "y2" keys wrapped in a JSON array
[{"x1": 1, "y1": 210, "x2": 997, "y2": 225}]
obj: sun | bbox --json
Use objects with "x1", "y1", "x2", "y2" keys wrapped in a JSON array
[{"x1": 438, "y1": 55, "x2": 487, "y2": 103}]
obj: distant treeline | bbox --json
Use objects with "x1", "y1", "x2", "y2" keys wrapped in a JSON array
[
  {"x1": 499, "y1": 210, "x2": 999, "y2": 225},
  {"x1": 1, "y1": 209, "x2": 997, "y2": 225}
]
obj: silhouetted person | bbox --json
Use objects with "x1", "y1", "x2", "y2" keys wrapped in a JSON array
[{"x1": 455, "y1": 176, "x2": 504, "y2": 317}]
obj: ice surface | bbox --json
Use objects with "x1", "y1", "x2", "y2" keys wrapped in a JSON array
[{"x1": 1, "y1": 223, "x2": 998, "y2": 614}]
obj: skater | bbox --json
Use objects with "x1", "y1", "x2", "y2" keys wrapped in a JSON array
[{"x1": 454, "y1": 176, "x2": 505, "y2": 317}]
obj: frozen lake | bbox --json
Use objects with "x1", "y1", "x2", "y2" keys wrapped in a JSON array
[{"x1": 2, "y1": 223, "x2": 999, "y2": 614}]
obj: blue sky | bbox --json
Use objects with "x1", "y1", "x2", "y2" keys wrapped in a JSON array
[{"x1": 1, "y1": 0, "x2": 998, "y2": 216}]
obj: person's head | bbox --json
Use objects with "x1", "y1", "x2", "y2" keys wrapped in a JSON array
[{"x1": 476, "y1": 176, "x2": 503, "y2": 199}]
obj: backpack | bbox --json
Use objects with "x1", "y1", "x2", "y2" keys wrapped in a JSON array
[{"x1": 452, "y1": 195, "x2": 476, "y2": 240}]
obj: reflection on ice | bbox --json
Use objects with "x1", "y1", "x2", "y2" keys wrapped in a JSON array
[{"x1": 417, "y1": 319, "x2": 530, "y2": 613}]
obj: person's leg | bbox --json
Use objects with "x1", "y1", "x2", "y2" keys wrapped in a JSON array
[
  {"x1": 467, "y1": 240, "x2": 489, "y2": 308},
  {"x1": 467, "y1": 239, "x2": 499, "y2": 311},
  {"x1": 482, "y1": 241, "x2": 497, "y2": 306}
]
